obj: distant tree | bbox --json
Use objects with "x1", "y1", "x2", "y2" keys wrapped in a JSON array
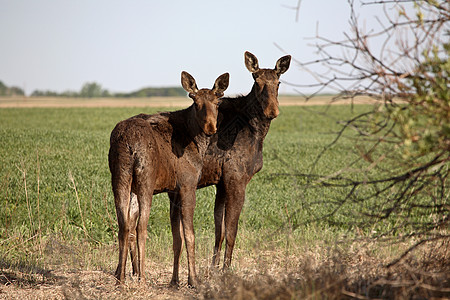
[
  {"x1": 101, "y1": 89, "x2": 110, "y2": 97},
  {"x1": 79, "y1": 82, "x2": 109, "y2": 98},
  {"x1": 30, "y1": 90, "x2": 40, "y2": 97},
  {"x1": 0, "y1": 80, "x2": 25, "y2": 96},
  {"x1": 119, "y1": 86, "x2": 186, "y2": 98},
  {"x1": 60, "y1": 90, "x2": 79, "y2": 98},
  {"x1": 31, "y1": 90, "x2": 59, "y2": 97},
  {"x1": 29, "y1": 83, "x2": 186, "y2": 98},
  {"x1": 8, "y1": 87, "x2": 25, "y2": 96},
  {"x1": 0, "y1": 81, "x2": 7, "y2": 95}
]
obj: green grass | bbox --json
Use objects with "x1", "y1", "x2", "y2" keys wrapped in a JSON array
[{"x1": 0, "y1": 105, "x2": 375, "y2": 264}]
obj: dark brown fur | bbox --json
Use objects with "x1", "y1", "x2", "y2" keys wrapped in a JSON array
[
  {"x1": 169, "y1": 52, "x2": 291, "y2": 280},
  {"x1": 108, "y1": 71, "x2": 229, "y2": 287}
]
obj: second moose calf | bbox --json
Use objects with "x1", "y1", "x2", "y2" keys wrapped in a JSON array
[{"x1": 109, "y1": 71, "x2": 229, "y2": 287}]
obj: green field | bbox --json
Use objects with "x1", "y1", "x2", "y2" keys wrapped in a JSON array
[
  {"x1": 0, "y1": 105, "x2": 446, "y2": 298},
  {"x1": 0, "y1": 105, "x2": 365, "y2": 245}
]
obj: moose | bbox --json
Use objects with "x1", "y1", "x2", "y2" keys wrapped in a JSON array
[
  {"x1": 168, "y1": 51, "x2": 291, "y2": 283},
  {"x1": 108, "y1": 71, "x2": 229, "y2": 287}
]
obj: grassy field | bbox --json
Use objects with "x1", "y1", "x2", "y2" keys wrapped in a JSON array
[{"x1": 0, "y1": 103, "x2": 448, "y2": 299}]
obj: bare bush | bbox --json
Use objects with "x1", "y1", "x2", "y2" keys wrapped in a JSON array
[{"x1": 287, "y1": 0, "x2": 449, "y2": 246}]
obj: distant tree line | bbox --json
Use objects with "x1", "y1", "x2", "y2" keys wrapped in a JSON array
[
  {"x1": 0, "y1": 81, "x2": 25, "y2": 96},
  {"x1": 0, "y1": 81, "x2": 186, "y2": 98},
  {"x1": 114, "y1": 86, "x2": 186, "y2": 98}
]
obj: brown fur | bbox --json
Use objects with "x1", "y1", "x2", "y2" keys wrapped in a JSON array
[
  {"x1": 169, "y1": 52, "x2": 291, "y2": 280},
  {"x1": 108, "y1": 71, "x2": 229, "y2": 287}
]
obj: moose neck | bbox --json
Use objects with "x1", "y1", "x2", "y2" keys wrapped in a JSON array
[
  {"x1": 241, "y1": 83, "x2": 273, "y2": 137},
  {"x1": 185, "y1": 104, "x2": 211, "y2": 155}
]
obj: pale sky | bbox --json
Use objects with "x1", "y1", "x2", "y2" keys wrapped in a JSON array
[{"x1": 0, "y1": 0, "x2": 385, "y2": 96}]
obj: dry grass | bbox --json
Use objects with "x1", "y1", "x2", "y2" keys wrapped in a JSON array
[
  {"x1": 200, "y1": 237, "x2": 450, "y2": 299},
  {"x1": 1, "y1": 234, "x2": 449, "y2": 299}
]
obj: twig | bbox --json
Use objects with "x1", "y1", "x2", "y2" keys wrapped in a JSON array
[
  {"x1": 17, "y1": 161, "x2": 34, "y2": 236},
  {"x1": 1, "y1": 172, "x2": 11, "y2": 237},
  {"x1": 4, "y1": 233, "x2": 39, "y2": 256},
  {"x1": 68, "y1": 171, "x2": 103, "y2": 245},
  {"x1": 36, "y1": 150, "x2": 42, "y2": 255},
  {"x1": 386, "y1": 235, "x2": 448, "y2": 268},
  {"x1": 69, "y1": 171, "x2": 90, "y2": 242},
  {"x1": 341, "y1": 288, "x2": 369, "y2": 299},
  {"x1": 102, "y1": 190, "x2": 116, "y2": 234}
]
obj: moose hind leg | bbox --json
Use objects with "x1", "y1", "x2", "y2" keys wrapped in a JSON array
[
  {"x1": 135, "y1": 188, "x2": 153, "y2": 282},
  {"x1": 113, "y1": 185, "x2": 132, "y2": 283},
  {"x1": 128, "y1": 192, "x2": 139, "y2": 276},
  {"x1": 169, "y1": 192, "x2": 184, "y2": 286}
]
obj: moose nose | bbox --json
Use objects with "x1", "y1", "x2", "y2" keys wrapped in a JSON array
[
  {"x1": 271, "y1": 108, "x2": 280, "y2": 119},
  {"x1": 264, "y1": 105, "x2": 279, "y2": 120},
  {"x1": 204, "y1": 122, "x2": 217, "y2": 136}
]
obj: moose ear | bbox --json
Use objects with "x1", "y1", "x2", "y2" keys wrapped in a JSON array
[
  {"x1": 212, "y1": 73, "x2": 229, "y2": 96},
  {"x1": 181, "y1": 71, "x2": 199, "y2": 94},
  {"x1": 275, "y1": 55, "x2": 291, "y2": 77},
  {"x1": 244, "y1": 51, "x2": 259, "y2": 73}
]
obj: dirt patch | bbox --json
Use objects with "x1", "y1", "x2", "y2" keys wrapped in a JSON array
[{"x1": 0, "y1": 96, "x2": 378, "y2": 108}]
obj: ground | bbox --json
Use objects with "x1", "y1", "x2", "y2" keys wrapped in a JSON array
[{"x1": 1, "y1": 96, "x2": 447, "y2": 299}]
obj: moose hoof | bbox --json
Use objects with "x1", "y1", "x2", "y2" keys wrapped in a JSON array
[
  {"x1": 187, "y1": 279, "x2": 198, "y2": 289},
  {"x1": 169, "y1": 279, "x2": 180, "y2": 288}
]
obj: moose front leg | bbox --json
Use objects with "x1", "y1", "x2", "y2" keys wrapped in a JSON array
[
  {"x1": 169, "y1": 192, "x2": 184, "y2": 286},
  {"x1": 222, "y1": 180, "x2": 246, "y2": 269},
  {"x1": 178, "y1": 187, "x2": 198, "y2": 288},
  {"x1": 212, "y1": 182, "x2": 226, "y2": 268}
]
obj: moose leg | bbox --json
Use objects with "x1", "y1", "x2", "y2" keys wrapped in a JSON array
[
  {"x1": 212, "y1": 182, "x2": 226, "y2": 268},
  {"x1": 169, "y1": 192, "x2": 184, "y2": 286},
  {"x1": 128, "y1": 192, "x2": 139, "y2": 276},
  {"x1": 223, "y1": 181, "x2": 246, "y2": 269},
  {"x1": 135, "y1": 188, "x2": 153, "y2": 282},
  {"x1": 179, "y1": 187, "x2": 198, "y2": 287},
  {"x1": 113, "y1": 186, "x2": 132, "y2": 283}
]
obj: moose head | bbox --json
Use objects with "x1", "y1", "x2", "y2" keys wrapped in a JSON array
[
  {"x1": 244, "y1": 51, "x2": 291, "y2": 119},
  {"x1": 181, "y1": 71, "x2": 230, "y2": 136}
]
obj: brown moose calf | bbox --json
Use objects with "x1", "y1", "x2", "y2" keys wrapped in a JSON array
[
  {"x1": 171, "y1": 52, "x2": 291, "y2": 275},
  {"x1": 108, "y1": 71, "x2": 229, "y2": 287}
]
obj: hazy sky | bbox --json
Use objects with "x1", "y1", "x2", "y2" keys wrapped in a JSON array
[{"x1": 0, "y1": 0, "x2": 384, "y2": 96}]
